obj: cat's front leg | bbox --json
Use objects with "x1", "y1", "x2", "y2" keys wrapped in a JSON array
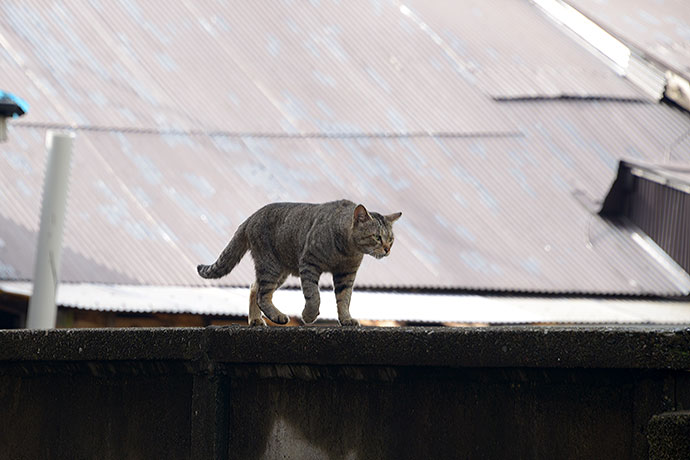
[
  {"x1": 299, "y1": 262, "x2": 321, "y2": 324},
  {"x1": 333, "y1": 271, "x2": 359, "y2": 326}
]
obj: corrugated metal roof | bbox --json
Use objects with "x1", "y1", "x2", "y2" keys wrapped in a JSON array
[
  {"x1": 1, "y1": 0, "x2": 516, "y2": 134},
  {"x1": 1, "y1": 0, "x2": 690, "y2": 303},
  {"x1": 566, "y1": 0, "x2": 690, "y2": 79},
  {"x1": 3, "y1": 281, "x2": 690, "y2": 325},
  {"x1": 402, "y1": 0, "x2": 645, "y2": 99},
  {"x1": 3, "y1": 107, "x2": 690, "y2": 296}
]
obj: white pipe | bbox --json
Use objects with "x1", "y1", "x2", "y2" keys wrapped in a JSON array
[{"x1": 26, "y1": 131, "x2": 75, "y2": 329}]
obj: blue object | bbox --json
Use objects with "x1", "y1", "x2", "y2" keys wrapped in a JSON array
[{"x1": 0, "y1": 90, "x2": 29, "y2": 117}]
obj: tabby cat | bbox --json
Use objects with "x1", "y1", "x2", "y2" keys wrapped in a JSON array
[{"x1": 197, "y1": 199, "x2": 402, "y2": 326}]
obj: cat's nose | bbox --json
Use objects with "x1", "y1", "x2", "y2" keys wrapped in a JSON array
[{"x1": 383, "y1": 244, "x2": 390, "y2": 254}]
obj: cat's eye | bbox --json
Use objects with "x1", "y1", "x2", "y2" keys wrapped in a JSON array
[{"x1": 372, "y1": 235, "x2": 382, "y2": 242}]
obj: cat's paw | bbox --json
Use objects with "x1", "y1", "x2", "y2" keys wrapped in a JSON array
[
  {"x1": 339, "y1": 318, "x2": 360, "y2": 327},
  {"x1": 302, "y1": 309, "x2": 319, "y2": 324},
  {"x1": 268, "y1": 313, "x2": 289, "y2": 325},
  {"x1": 249, "y1": 317, "x2": 267, "y2": 327}
]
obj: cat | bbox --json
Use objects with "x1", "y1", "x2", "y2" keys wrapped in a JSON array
[{"x1": 197, "y1": 199, "x2": 402, "y2": 326}]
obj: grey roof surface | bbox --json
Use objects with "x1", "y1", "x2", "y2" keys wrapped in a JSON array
[
  {"x1": 1, "y1": 0, "x2": 690, "y2": 297},
  {"x1": 567, "y1": 0, "x2": 690, "y2": 78},
  {"x1": 402, "y1": 0, "x2": 646, "y2": 99}
]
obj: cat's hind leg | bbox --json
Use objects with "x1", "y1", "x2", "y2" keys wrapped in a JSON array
[
  {"x1": 248, "y1": 283, "x2": 266, "y2": 326},
  {"x1": 254, "y1": 266, "x2": 290, "y2": 325}
]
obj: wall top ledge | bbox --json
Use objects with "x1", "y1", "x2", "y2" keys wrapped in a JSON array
[{"x1": 1, "y1": 325, "x2": 689, "y2": 370}]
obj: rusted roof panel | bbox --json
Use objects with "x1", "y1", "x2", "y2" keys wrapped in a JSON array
[{"x1": 567, "y1": 0, "x2": 690, "y2": 78}]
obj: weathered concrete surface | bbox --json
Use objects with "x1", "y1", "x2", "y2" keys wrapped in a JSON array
[
  {"x1": 3, "y1": 325, "x2": 690, "y2": 368},
  {"x1": 648, "y1": 411, "x2": 690, "y2": 460},
  {"x1": 1, "y1": 326, "x2": 690, "y2": 459}
]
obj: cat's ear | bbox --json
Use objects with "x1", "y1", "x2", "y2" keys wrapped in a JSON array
[
  {"x1": 353, "y1": 204, "x2": 372, "y2": 224},
  {"x1": 385, "y1": 212, "x2": 402, "y2": 223}
]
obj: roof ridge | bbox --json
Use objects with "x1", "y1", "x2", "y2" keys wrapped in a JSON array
[{"x1": 11, "y1": 122, "x2": 523, "y2": 139}]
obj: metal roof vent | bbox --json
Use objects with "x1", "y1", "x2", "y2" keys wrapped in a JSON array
[{"x1": 600, "y1": 160, "x2": 690, "y2": 277}]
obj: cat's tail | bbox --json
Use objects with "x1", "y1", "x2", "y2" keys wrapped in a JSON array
[{"x1": 197, "y1": 224, "x2": 249, "y2": 279}]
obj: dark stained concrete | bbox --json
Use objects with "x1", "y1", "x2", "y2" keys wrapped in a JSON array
[
  {"x1": 1, "y1": 326, "x2": 690, "y2": 459},
  {"x1": 648, "y1": 411, "x2": 690, "y2": 460}
]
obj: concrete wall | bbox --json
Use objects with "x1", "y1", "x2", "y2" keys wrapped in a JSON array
[{"x1": 1, "y1": 326, "x2": 690, "y2": 459}]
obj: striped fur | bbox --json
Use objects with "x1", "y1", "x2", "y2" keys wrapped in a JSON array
[
  {"x1": 197, "y1": 199, "x2": 401, "y2": 326},
  {"x1": 197, "y1": 222, "x2": 249, "y2": 279}
]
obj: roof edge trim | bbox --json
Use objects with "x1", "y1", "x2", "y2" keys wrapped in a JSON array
[
  {"x1": 493, "y1": 95, "x2": 650, "y2": 103},
  {"x1": 629, "y1": 229, "x2": 690, "y2": 296},
  {"x1": 531, "y1": 0, "x2": 630, "y2": 72}
]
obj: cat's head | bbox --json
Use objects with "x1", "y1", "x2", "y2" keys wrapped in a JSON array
[{"x1": 351, "y1": 204, "x2": 402, "y2": 259}]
